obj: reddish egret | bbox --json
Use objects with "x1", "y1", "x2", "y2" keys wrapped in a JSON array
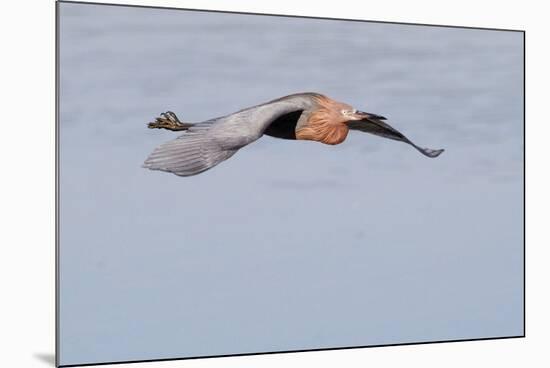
[{"x1": 143, "y1": 92, "x2": 444, "y2": 177}]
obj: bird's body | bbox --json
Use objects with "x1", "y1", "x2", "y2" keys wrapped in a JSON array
[{"x1": 143, "y1": 92, "x2": 443, "y2": 177}]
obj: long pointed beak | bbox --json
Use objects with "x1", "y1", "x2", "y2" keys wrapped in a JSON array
[{"x1": 354, "y1": 110, "x2": 387, "y2": 120}]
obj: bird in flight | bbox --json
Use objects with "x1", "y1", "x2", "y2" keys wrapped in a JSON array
[{"x1": 143, "y1": 92, "x2": 444, "y2": 177}]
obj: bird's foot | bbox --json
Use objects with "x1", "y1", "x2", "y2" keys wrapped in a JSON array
[{"x1": 148, "y1": 111, "x2": 191, "y2": 131}]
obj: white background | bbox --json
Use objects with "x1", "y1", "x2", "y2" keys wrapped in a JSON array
[{"x1": 0, "y1": 1, "x2": 547, "y2": 367}]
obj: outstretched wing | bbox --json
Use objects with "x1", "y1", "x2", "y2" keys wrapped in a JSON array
[
  {"x1": 143, "y1": 122, "x2": 239, "y2": 177},
  {"x1": 347, "y1": 119, "x2": 444, "y2": 158},
  {"x1": 143, "y1": 95, "x2": 314, "y2": 177}
]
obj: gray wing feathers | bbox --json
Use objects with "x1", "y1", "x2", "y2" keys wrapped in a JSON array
[
  {"x1": 143, "y1": 97, "x2": 312, "y2": 177},
  {"x1": 142, "y1": 130, "x2": 237, "y2": 177}
]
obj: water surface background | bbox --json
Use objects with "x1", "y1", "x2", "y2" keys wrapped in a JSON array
[{"x1": 58, "y1": 3, "x2": 524, "y2": 365}]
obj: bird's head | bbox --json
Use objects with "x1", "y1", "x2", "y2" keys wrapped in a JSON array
[{"x1": 298, "y1": 94, "x2": 393, "y2": 145}]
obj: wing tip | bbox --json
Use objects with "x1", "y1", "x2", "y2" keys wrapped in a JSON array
[{"x1": 425, "y1": 148, "x2": 445, "y2": 158}]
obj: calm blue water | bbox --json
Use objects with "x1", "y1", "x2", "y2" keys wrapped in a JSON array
[{"x1": 58, "y1": 3, "x2": 524, "y2": 365}]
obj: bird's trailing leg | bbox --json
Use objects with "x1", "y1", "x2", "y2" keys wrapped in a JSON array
[{"x1": 147, "y1": 111, "x2": 193, "y2": 131}]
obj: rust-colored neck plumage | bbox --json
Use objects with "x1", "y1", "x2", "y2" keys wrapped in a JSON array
[{"x1": 296, "y1": 95, "x2": 350, "y2": 145}]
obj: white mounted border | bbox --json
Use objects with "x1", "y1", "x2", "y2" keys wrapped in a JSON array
[{"x1": 1, "y1": 1, "x2": 548, "y2": 368}]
